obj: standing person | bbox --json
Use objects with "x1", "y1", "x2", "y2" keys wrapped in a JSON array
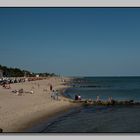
[
  {"x1": 78, "y1": 95, "x2": 81, "y2": 100},
  {"x1": 50, "y1": 84, "x2": 53, "y2": 91},
  {"x1": 55, "y1": 90, "x2": 59, "y2": 101},
  {"x1": 96, "y1": 96, "x2": 100, "y2": 102},
  {"x1": 51, "y1": 90, "x2": 55, "y2": 100},
  {"x1": 108, "y1": 96, "x2": 112, "y2": 103},
  {"x1": 75, "y1": 95, "x2": 78, "y2": 100}
]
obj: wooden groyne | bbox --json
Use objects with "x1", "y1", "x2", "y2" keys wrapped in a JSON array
[{"x1": 70, "y1": 99, "x2": 140, "y2": 106}]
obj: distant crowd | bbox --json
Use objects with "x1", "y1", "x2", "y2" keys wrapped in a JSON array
[{"x1": 0, "y1": 77, "x2": 46, "y2": 89}]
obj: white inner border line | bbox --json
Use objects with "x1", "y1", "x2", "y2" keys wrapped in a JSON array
[{"x1": 0, "y1": 0, "x2": 140, "y2": 6}]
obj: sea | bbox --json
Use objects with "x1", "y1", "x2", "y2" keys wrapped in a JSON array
[{"x1": 28, "y1": 77, "x2": 140, "y2": 133}]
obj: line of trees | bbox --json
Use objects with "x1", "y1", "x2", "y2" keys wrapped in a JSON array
[{"x1": 0, "y1": 65, "x2": 56, "y2": 77}]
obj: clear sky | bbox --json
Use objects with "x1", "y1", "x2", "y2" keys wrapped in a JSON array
[{"x1": 0, "y1": 8, "x2": 140, "y2": 76}]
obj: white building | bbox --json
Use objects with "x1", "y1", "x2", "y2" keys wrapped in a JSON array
[
  {"x1": 36, "y1": 75, "x2": 39, "y2": 78},
  {"x1": 0, "y1": 69, "x2": 3, "y2": 78}
]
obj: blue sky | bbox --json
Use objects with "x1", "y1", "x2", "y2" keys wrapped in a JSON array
[{"x1": 0, "y1": 8, "x2": 140, "y2": 76}]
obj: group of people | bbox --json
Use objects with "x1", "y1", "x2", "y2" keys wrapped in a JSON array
[
  {"x1": 74, "y1": 94, "x2": 113, "y2": 103},
  {"x1": 51, "y1": 90, "x2": 60, "y2": 101},
  {"x1": 75, "y1": 94, "x2": 82, "y2": 100},
  {"x1": 95, "y1": 96, "x2": 113, "y2": 102},
  {"x1": 0, "y1": 78, "x2": 25, "y2": 86},
  {"x1": 11, "y1": 88, "x2": 34, "y2": 96},
  {"x1": 2, "y1": 82, "x2": 11, "y2": 89}
]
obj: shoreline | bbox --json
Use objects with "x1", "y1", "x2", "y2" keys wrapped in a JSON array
[
  {"x1": 0, "y1": 76, "x2": 78, "y2": 133},
  {"x1": 22, "y1": 85, "x2": 79, "y2": 133},
  {"x1": 19, "y1": 102, "x2": 78, "y2": 132},
  {"x1": 24, "y1": 102, "x2": 80, "y2": 132}
]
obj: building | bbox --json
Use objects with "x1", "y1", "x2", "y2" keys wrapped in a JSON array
[
  {"x1": 36, "y1": 74, "x2": 39, "y2": 78},
  {"x1": 0, "y1": 69, "x2": 3, "y2": 78}
]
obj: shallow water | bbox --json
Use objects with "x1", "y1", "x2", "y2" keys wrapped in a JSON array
[
  {"x1": 65, "y1": 77, "x2": 140, "y2": 101},
  {"x1": 30, "y1": 77, "x2": 140, "y2": 133},
  {"x1": 44, "y1": 105, "x2": 140, "y2": 133}
]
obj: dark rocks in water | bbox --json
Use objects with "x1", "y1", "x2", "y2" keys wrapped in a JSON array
[
  {"x1": 134, "y1": 102, "x2": 140, "y2": 105},
  {"x1": 76, "y1": 99, "x2": 140, "y2": 106},
  {"x1": 79, "y1": 85, "x2": 101, "y2": 88},
  {"x1": 125, "y1": 101, "x2": 130, "y2": 105},
  {"x1": 110, "y1": 100, "x2": 116, "y2": 105},
  {"x1": 129, "y1": 100, "x2": 134, "y2": 103},
  {"x1": 117, "y1": 100, "x2": 134, "y2": 105},
  {"x1": 84, "y1": 99, "x2": 94, "y2": 104},
  {"x1": 71, "y1": 84, "x2": 101, "y2": 88},
  {"x1": 117, "y1": 101, "x2": 124, "y2": 105}
]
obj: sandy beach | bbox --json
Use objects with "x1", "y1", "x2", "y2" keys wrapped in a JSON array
[{"x1": 0, "y1": 76, "x2": 76, "y2": 132}]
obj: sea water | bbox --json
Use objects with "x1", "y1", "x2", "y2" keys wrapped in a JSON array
[
  {"x1": 65, "y1": 77, "x2": 140, "y2": 102},
  {"x1": 34, "y1": 77, "x2": 140, "y2": 133}
]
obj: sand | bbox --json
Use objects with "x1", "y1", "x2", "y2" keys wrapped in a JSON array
[{"x1": 0, "y1": 77, "x2": 76, "y2": 132}]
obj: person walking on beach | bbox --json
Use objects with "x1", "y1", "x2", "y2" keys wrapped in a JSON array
[
  {"x1": 50, "y1": 84, "x2": 53, "y2": 91},
  {"x1": 51, "y1": 90, "x2": 55, "y2": 100},
  {"x1": 55, "y1": 90, "x2": 59, "y2": 101}
]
